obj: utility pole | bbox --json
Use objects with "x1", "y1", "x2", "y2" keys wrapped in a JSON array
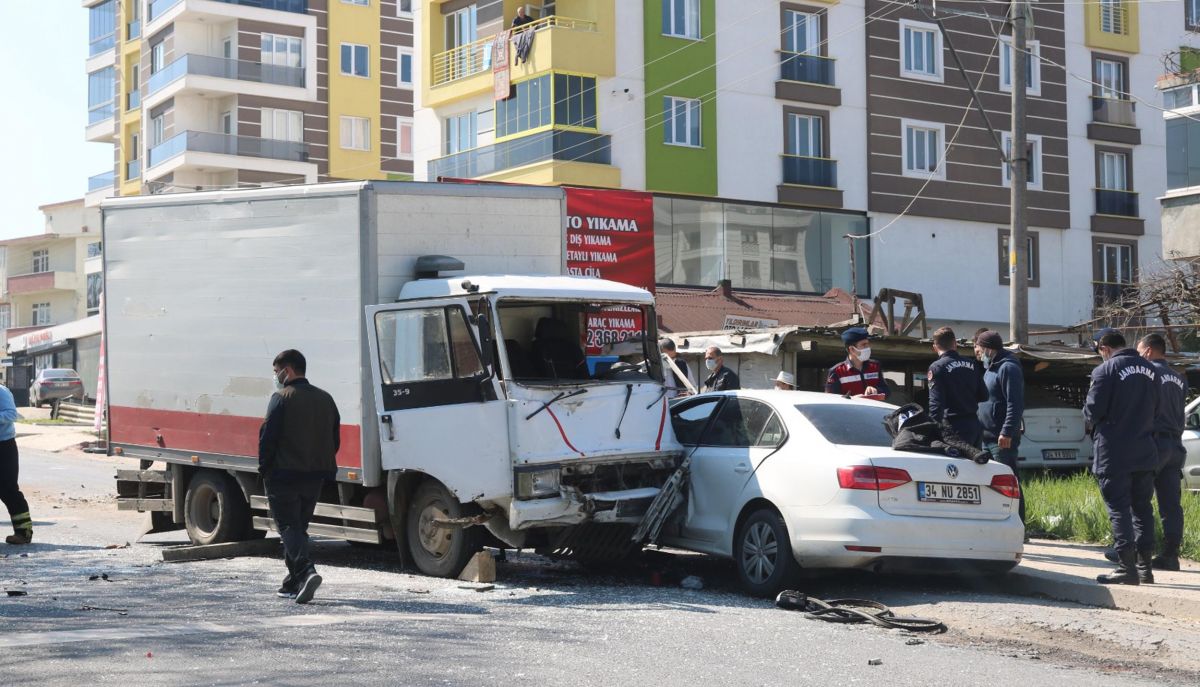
[{"x1": 1009, "y1": 0, "x2": 1030, "y2": 344}]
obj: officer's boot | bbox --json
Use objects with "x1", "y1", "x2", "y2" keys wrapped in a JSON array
[
  {"x1": 1136, "y1": 550, "x2": 1155, "y2": 584},
  {"x1": 1152, "y1": 538, "x2": 1181, "y2": 572},
  {"x1": 1097, "y1": 548, "x2": 1139, "y2": 585},
  {"x1": 5, "y1": 512, "x2": 32, "y2": 545}
]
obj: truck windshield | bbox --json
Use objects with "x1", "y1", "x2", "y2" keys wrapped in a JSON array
[{"x1": 495, "y1": 301, "x2": 662, "y2": 385}]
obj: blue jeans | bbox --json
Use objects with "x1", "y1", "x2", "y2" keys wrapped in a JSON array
[
  {"x1": 985, "y1": 439, "x2": 1025, "y2": 523},
  {"x1": 266, "y1": 477, "x2": 324, "y2": 582}
]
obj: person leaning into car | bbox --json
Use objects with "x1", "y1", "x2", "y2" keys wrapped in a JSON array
[
  {"x1": 825, "y1": 327, "x2": 890, "y2": 400},
  {"x1": 974, "y1": 330, "x2": 1025, "y2": 522},
  {"x1": 927, "y1": 326, "x2": 988, "y2": 448}
]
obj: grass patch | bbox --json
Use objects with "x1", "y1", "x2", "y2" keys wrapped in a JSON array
[
  {"x1": 16, "y1": 418, "x2": 78, "y2": 426},
  {"x1": 1023, "y1": 469, "x2": 1200, "y2": 561}
]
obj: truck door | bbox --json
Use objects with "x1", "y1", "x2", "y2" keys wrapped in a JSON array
[{"x1": 366, "y1": 300, "x2": 511, "y2": 502}]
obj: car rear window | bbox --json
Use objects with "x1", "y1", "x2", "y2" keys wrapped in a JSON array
[
  {"x1": 43, "y1": 369, "x2": 79, "y2": 378},
  {"x1": 795, "y1": 404, "x2": 895, "y2": 447}
]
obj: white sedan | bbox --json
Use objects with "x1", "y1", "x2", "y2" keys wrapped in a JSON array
[
  {"x1": 659, "y1": 390, "x2": 1025, "y2": 596},
  {"x1": 1183, "y1": 397, "x2": 1200, "y2": 492}
]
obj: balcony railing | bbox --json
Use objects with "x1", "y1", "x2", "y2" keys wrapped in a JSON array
[
  {"x1": 780, "y1": 52, "x2": 835, "y2": 87},
  {"x1": 431, "y1": 15, "x2": 597, "y2": 87},
  {"x1": 88, "y1": 170, "x2": 116, "y2": 192},
  {"x1": 1091, "y1": 96, "x2": 1136, "y2": 126},
  {"x1": 212, "y1": 0, "x2": 308, "y2": 11},
  {"x1": 149, "y1": 0, "x2": 183, "y2": 21},
  {"x1": 89, "y1": 32, "x2": 116, "y2": 56},
  {"x1": 126, "y1": 158, "x2": 142, "y2": 180},
  {"x1": 127, "y1": 19, "x2": 141, "y2": 40},
  {"x1": 782, "y1": 155, "x2": 837, "y2": 188},
  {"x1": 428, "y1": 129, "x2": 611, "y2": 179},
  {"x1": 148, "y1": 131, "x2": 310, "y2": 169},
  {"x1": 88, "y1": 101, "x2": 116, "y2": 124},
  {"x1": 127, "y1": 89, "x2": 141, "y2": 111},
  {"x1": 146, "y1": 54, "x2": 306, "y2": 96},
  {"x1": 1099, "y1": 3, "x2": 1128, "y2": 35},
  {"x1": 1095, "y1": 188, "x2": 1139, "y2": 217}
]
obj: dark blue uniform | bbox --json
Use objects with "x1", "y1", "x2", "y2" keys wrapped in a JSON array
[
  {"x1": 927, "y1": 350, "x2": 988, "y2": 447},
  {"x1": 977, "y1": 349, "x2": 1025, "y2": 520},
  {"x1": 1083, "y1": 349, "x2": 1159, "y2": 554},
  {"x1": 1149, "y1": 359, "x2": 1187, "y2": 543}
]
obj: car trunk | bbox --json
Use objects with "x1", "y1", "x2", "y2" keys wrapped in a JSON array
[
  {"x1": 843, "y1": 446, "x2": 1016, "y2": 521},
  {"x1": 1022, "y1": 408, "x2": 1087, "y2": 443}
]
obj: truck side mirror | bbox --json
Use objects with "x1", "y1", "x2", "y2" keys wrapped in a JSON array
[{"x1": 1187, "y1": 414, "x2": 1199, "y2": 430}]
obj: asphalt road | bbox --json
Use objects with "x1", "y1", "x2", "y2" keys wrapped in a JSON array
[{"x1": 1, "y1": 448, "x2": 1197, "y2": 686}]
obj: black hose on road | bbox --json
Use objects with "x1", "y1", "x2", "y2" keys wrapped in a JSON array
[{"x1": 775, "y1": 590, "x2": 948, "y2": 634}]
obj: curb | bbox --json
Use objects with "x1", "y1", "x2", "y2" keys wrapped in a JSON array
[
  {"x1": 161, "y1": 538, "x2": 281, "y2": 563},
  {"x1": 1003, "y1": 564, "x2": 1200, "y2": 621}
]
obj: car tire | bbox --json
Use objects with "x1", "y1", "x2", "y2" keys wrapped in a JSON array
[
  {"x1": 183, "y1": 471, "x2": 250, "y2": 546},
  {"x1": 405, "y1": 480, "x2": 481, "y2": 578},
  {"x1": 735, "y1": 506, "x2": 800, "y2": 598}
]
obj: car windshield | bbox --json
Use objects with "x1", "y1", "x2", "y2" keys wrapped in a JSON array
[{"x1": 795, "y1": 403, "x2": 895, "y2": 447}]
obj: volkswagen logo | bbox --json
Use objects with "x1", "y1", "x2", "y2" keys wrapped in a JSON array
[{"x1": 946, "y1": 464, "x2": 959, "y2": 479}]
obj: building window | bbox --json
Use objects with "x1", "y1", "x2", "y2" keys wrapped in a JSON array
[
  {"x1": 553, "y1": 74, "x2": 597, "y2": 129},
  {"x1": 446, "y1": 111, "x2": 477, "y2": 154},
  {"x1": 87, "y1": 273, "x2": 103, "y2": 316},
  {"x1": 1094, "y1": 57, "x2": 1126, "y2": 99},
  {"x1": 786, "y1": 113, "x2": 824, "y2": 158},
  {"x1": 340, "y1": 116, "x2": 370, "y2": 150},
  {"x1": 997, "y1": 229, "x2": 1040, "y2": 287},
  {"x1": 342, "y1": 0, "x2": 369, "y2": 5},
  {"x1": 262, "y1": 34, "x2": 303, "y2": 69},
  {"x1": 399, "y1": 50, "x2": 413, "y2": 86},
  {"x1": 1189, "y1": 0, "x2": 1200, "y2": 31},
  {"x1": 662, "y1": 0, "x2": 700, "y2": 39},
  {"x1": 663, "y1": 96, "x2": 702, "y2": 147},
  {"x1": 1098, "y1": 150, "x2": 1129, "y2": 190},
  {"x1": 1164, "y1": 86, "x2": 1196, "y2": 110},
  {"x1": 1167, "y1": 116, "x2": 1200, "y2": 189},
  {"x1": 497, "y1": 75, "x2": 550, "y2": 137},
  {"x1": 88, "y1": 67, "x2": 115, "y2": 124},
  {"x1": 1002, "y1": 133, "x2": 1042, "y2": 189},
  {"x1": 262, "y1": 108, "x2": 303, "y2": 142},
  {"x1": 0, "y1": 305, "x2": 10, "y2": 332},
  {"x1": 1099, "y1": 0, "x2": 1128, "y2": 35},
  {"x1": 1093, "y1": 240, "x2": 1135, "y2": 308},
  {"x1": 89, "y1": 0, "x2": 116, "y2": 55},
  {"x1": 32, "y1": 249, "x2": 49, "y2": 274},
  {"x1": 901, "y1": 120, "x2": 944, "y2": 178},
  {"x1": 150, "y1": 115, "x2": 165, "y2": 147},
  {"x1": 32, "y1": 303, "x2": 51, "y2": 327},
  {"x1": 900, "y1": 19, "x2": 942, "y2": 81},
  {"x1": 151, "y1": 42, "x2": 165, "y2": 74},
  {"x1": 1000, "y1": 38, "x2": 1040, "y2": 95},
  {"x1": 398, "y1": 0, "x2": 413, "y2": 16},
  {"x1": 87, "y1": 242, "x2": 103, "y2": 258},
  {"x1": 340, "y1": 43, "x2": 369, "y2": 77},
  {"x1": 397, "y1": 116, "x2": 414, "y2": 159},
  {"x1": 783, "y1": 9, "x2": 821, "y2": 55}
]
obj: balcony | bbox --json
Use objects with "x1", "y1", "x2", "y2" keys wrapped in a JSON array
[
  {"x1": 1095, "y1": 188, "x2": 1138, "y2": 217},
  {"x1": 127, "y1": 19, "x2": 141, "y2": 40},
  {"x1": 149, "y1": 131, "x2": 308, "y2": 168},
  {"x1": 87, "y1": 101, "x2": 115, "y2": 126},
  {"x1": 89, "y1": 32, "x2": 115, "y2": 57},
  {"x1": 428, "y1": 130, "x2": 611, "y2": 180},
  {"x1": 85, "y1": 102, "x2": 116, "y2": 142},
  {"x1": 782, "y1": 155, "x2": 837, "y2": 188},
  {"x1": 1091, "y1": 96, "x2": 1135, "y2": 126},
  {"x1": 150, "y1": 0, "x2": 307, "y2": 23},
  {"x1": 7, "y1": 272, "x2": 79, "y2": 297},
  {"x1": 145, "y1": 54, "x2": 307, "y2": 106},
  {"x1": 127, "y1": 89, "x2": 141, "y2": 111},
  {"x1": 1092, "y1": 281, "x2": 1136, "y2": 310},
  {"x1": 88, "y1": 170, "x2": 116, "y2": 192},
  {"x1": 126, "y1": 158, "x2": 142, "y2": 181},
  {"x1": 148, "y1": 0, "x2": 182, "y2": 21},
  {"x1": 781, "y1": 52, "x2": 835, "y2": 87}
]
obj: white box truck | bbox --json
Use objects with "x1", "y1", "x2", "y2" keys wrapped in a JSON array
[{"x1": 108, "y1": 182, "x2": 682, "y2": 576}]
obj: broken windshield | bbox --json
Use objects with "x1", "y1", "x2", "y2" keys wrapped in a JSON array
[{"x1": 495, "y1": 300, "x2": 663, "y2": 385}]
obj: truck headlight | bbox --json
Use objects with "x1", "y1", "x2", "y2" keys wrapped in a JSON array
[{"x1": 516, "y1": 469, "x2": 560, "y2": 499}]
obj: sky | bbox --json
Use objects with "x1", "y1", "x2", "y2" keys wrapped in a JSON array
[{"x1": 0, "y1": 2, "x2": 114, "y2": 239}]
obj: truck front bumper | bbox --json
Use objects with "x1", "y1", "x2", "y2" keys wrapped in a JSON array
[{"x1": 508, "y1": 486, "x2": 661, "y2": 530}]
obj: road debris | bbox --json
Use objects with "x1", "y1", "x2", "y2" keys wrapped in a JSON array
[
  {"x1": 87, "y1": 573, "x2": 111, "y2": 581},
  {"x1": 80, "y1": 604, "x2": 128, "y2": 615},
  {"x1": 5, "y1": 590, "x2": 28, "y2": 597},
  {"x1": 775, "y1": 591, "x2": 947, "y2": 634},
  {"x1": 458, "y1": 584, "x2": 495, "y2": 592},
  {"x1": 868, "y1": 658, "x2": 884, "y2": 666},
  {"x1": 680, "y1": 575, "x2": 704, "y2": 590}
]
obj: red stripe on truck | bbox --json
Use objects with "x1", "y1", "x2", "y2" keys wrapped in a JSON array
[{"x1": 109, "y1": 406, "x2": 363, "y2": 469}]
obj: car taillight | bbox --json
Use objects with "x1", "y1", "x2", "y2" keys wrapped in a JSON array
[
  {"x1": 989, "y1": 474, "x2": 1021, "y2": 499},
  {"x1": 837, "y1": 465, "x2": 912, "y2": 491}
]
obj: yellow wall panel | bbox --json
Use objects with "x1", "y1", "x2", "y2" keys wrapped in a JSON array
[
  {"x1": 1084, "y1": 1, "x2": 1139, "y2": 54},
  {"x1": 328, "y1": 0, "x2": 385, "y2": 180}
]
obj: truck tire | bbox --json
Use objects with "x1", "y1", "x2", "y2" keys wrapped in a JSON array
[
  {"x1": 183, "y1": 471, "x2": 250, "y2": 546},
  {"x1": 406, "y1": 480, "x2": 480, "y2": 578}
]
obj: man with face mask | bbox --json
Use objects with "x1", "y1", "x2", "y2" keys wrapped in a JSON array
[
  {"x1": 1085, "y1": 328, "x2": 1159, "y2": 585},
  {"x1": 259, "y1": 349, "x2": 341, "y2": 603},
  {"x1": 702, "y1": 346, "x2": 740, "y2": 392},
  {"x1": 974, "y1": 330, "x2": 1025, "y2": 521},
  {"x1": 825, "y1": 327, "x2": 890, "y2": 399}
]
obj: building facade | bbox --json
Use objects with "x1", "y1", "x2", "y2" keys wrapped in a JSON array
[
  {"x1": 413, "y1": 0, "x2": 1191, "y2": 332},
  {"x1": 85, "y1": 0, "x2": 417, "y2": 200},
  {"x1": 1159, "y1": 45, "x2": 1200, "y2": 262}
]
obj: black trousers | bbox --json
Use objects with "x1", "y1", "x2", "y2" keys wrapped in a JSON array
[
  {"x1": 947, "y1": 416, "x2": 983, "y2": 449},
  {"x1": 1097, "y1": 470, "x2": 1156, "y2": 553},
  {"x1": 1154, "y1": 438, "x2": 1186, "y2": 543},
  {"x1": 266, "y1": 477, "x2": 323, "y2": 582},
  {"x1": 0, "y1": 439, "x2": 30, "y2": 523}
]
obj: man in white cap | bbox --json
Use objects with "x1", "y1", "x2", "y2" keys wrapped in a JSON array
[{"x1": 774, "y1": 371, "x2": 796, "y2": 390}]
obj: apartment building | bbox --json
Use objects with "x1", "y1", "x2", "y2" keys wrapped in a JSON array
[
  {"x1": 413, "y1": 0, "x2": 1189, "y2": 332},
  {"x1": 1159, "y1": 44, "x2": 1200, "y2": 262},
  {"x1": 84, "y1": 0, "x2": 416, "y2": 199}
]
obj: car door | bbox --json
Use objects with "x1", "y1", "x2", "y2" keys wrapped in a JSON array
[
  {"x1": 366, "y1": 300, "x2": 511, "y2": 502},
  {"x1": 682, "y1": 398, "x2": 781, "y2": 545},
  {"x1": 1183, "y1": 399, "x2": 1200, "y2": 491}
]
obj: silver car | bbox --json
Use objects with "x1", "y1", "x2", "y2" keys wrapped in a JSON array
[
  {"x1": 1183, "y1": 397, "x2": 1200, "y2": 492},
  {"x1": 29, "y1": 368, "x2": 85, "y2": 407}
]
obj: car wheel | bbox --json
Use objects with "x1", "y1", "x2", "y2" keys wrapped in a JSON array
[{"x1": 735, "y1": 507, "x2": 799, "y2": 597}]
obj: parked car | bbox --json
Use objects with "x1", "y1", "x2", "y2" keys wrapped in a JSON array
[
  {"x1": 1013, "y1": 389, "x2": 1093, "y2": 470},
  {"x1": 1183, "y1": 397, "x2": 1200, "y2": 492},
  {"x1": 660, "y1": 390, "x2": 1024, "y2": 596},
  {"x1": 29, "y1": 368, "x2": 84, "y2": 408}
]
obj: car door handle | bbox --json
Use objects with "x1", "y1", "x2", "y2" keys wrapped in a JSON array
[
  {"x1": 381, "y1": 414, "x2": 395, "y2": 441},
  {"x1": 733, "y1": 463, "x2": 751, "y2": 474}
]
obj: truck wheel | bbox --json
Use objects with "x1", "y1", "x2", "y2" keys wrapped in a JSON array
[
  {"x1": 406, "y1": 481, "x2": 480, "y2": 578},
  {"x1": 734, "y1": 506, "x2": 799, "y2": 598},
  {"x1": 183, "y1": 471, "x2": 250, "y2": 545}
]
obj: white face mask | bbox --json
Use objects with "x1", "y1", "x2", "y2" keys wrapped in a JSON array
[
  {"x1": 856, "y1": 346, "x2": 871, "y2": 361},
  {"x1": 273, "y1": 369, "x2": 287, "y2": 391},
  {"x1": 705, "y1": 359, "x2": 718, "y2": 371}
]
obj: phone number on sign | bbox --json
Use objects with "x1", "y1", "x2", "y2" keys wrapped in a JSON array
[{"x1": 586, "y1": 328, "x2": 638, "y2": 349}]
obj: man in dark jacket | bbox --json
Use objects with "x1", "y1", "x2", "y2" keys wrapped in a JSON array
[
  {"x1": 1136, "y1": 333, "x2": 1186, "y2": 571},
  {"x1": 927, "y1": 326, "x2": 988, "y2": 447},
  {"x1": 702, "y1": 346, "x2": 740, "y2": 392},
  {"x1": 974, "y1": 330, "x2": 1025, "y2": 521},
  {"x1": 1085, "y1": 329, "x2": 1159, "y2": 585},
  {"x1": 260, "y1": 349, "x2": 341, "y2": 603}
]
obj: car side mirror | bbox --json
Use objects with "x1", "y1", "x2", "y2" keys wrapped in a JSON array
[{"x1": 1187, "y1": 415, "x2": 1200, "y2": 430}]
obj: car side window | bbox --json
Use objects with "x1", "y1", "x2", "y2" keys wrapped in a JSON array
[
  {"x1": 671, "y1": 398, "x2": 721, "y2": 446},
  {"x1": 756, "y1": 413, "x2": 786, "y2": 447},
  {"x1": 707, "y1": 399, "x2": 776, "y2": 448}
]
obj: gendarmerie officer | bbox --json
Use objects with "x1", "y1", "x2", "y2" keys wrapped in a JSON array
[
  {"x1": 825, "y1": 328, "x2": 890, "y2": 399},
  {"x1": 927, "y1": 326, "x2": 988, "y2": 448},
  {"x1": 1137, "y1": 333, "x2": 1187, "y2": 571},
  {"x1": 1084, "y1": 328, "x2": 1160, "y2": 585}
]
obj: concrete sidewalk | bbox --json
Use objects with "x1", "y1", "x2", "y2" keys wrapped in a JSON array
[
  {"x1": 14, "y1": 406, "x2": 100, "y2": 452},
  {"x1": 1007, "y1": 539, "x2": 1200, "y2": 620}
]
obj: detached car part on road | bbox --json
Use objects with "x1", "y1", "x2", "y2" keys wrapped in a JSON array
[{"x1": 656, "y1": 391, "x2": 1024, "y2": 596}]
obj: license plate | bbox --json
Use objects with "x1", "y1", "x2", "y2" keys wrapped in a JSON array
[
  {"x1": 917, "y1": 481, "x2": 981, "y2": 504},
  {"x1": 1043, "y1": 449, "x2": 1077, "y2": 461}
]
